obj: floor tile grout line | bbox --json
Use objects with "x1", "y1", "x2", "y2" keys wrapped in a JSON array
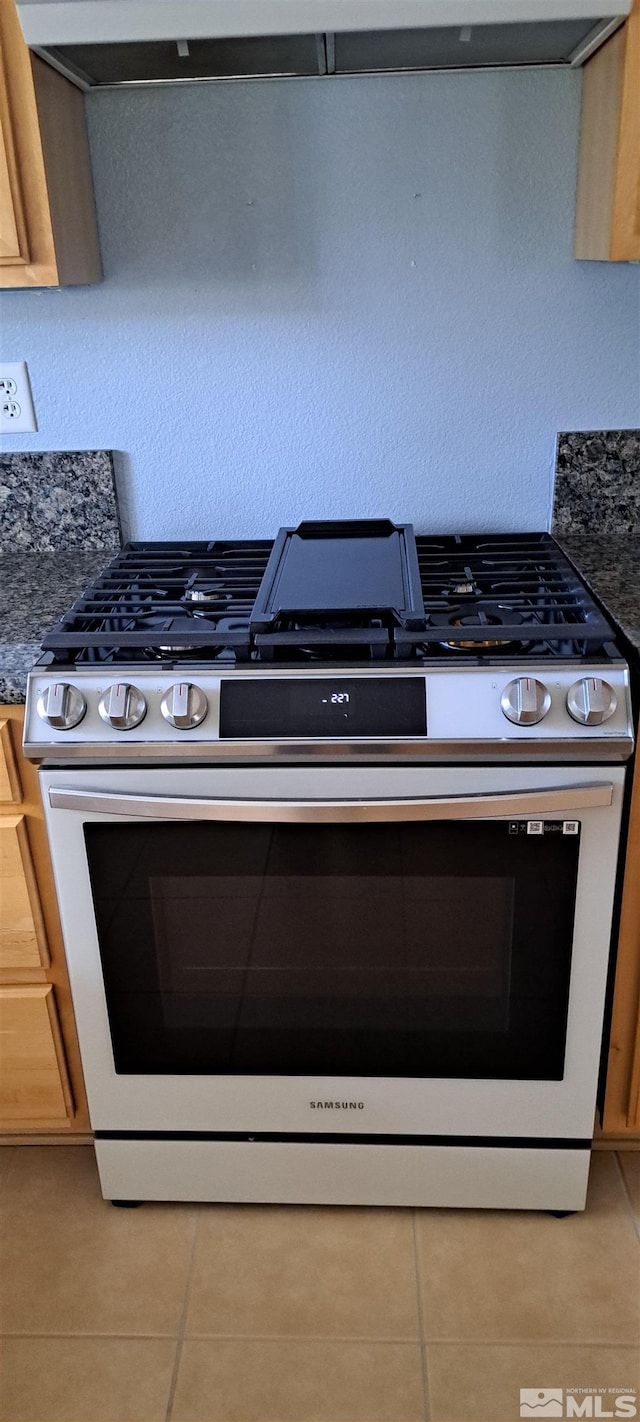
[
  {"x1": 164, "y1": 1205, "x2": 202, "y2": 1422},
  {"x1": 0, "y1": 1332, "x2": 427, "y2": 1342},
  {"x1": 614, "y1": 1151, "x2": 640, "y2": 1243},
  {"x1": 158, "y1": 1333, "x2": 423, "y2": 1344},
  {"x1": 412, "y1": 1210, "x2": 431, "y2": 1422},
  {"x1": 0, "y1": 1332, "x2": 186, "y2": 1341},
  {"x1": 412, "y1": 1339, "x2": 640, "y2": 1349},
  {"x1": 1, "y1": 1332, "x2": 638, "y2": 1346}
]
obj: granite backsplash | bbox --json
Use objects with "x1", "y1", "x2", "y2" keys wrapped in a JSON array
[
  {"x1": 0, "y1": 451, "x2": 121, "y2": 700},
  {"x1": 553, "y1": 430, "x2": 640, "y2": 536},
  {"x1": 551, "y1": 430, "x2": 640, "y2": 661},
  {"x1": 0, "y1": 451, "x2": 121, "y2": 552}
]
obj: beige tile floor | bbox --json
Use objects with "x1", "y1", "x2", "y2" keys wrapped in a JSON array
[{"x1": 0, "y1": 1146, "x2": 638, "y2": 1422}]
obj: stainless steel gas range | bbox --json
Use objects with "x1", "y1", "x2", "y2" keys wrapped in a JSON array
[{"x1": 23, "y1": 522, "x2": 634, "y2": 1211}]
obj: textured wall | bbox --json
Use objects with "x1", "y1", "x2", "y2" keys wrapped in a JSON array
[{"x1": 0, "y1": 67, "x2": 638, "y2": 539}]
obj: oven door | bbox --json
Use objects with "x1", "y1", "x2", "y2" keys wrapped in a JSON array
[{"x1": 40, "y1": 763, "x2": 625, "y2": 1142}]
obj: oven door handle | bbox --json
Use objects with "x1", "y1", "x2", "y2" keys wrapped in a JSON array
[{"x1": 47, "y1": 783, "x2": 613, "y2": 821}]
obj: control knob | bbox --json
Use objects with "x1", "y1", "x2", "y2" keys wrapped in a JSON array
[
  {"x1": 501, "y1": 677, "x2": 551, "y2": 726},
  {"x1": 37, "y1": 682, "x2": 86, "y2": 730},
  {"x1": 98, "y1": 683, "x2": 146, "y2": 730},
  {"x1": 567, "y1": 677, "x2": 617, "y2": 726},
  {"x1": 160, "y1": 682, "x2": 208, "y2": 729}
]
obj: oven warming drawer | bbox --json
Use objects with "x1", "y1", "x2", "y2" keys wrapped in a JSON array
[{"x1": 95, "y1": 1136, "x2": 591, "y2": 1211}]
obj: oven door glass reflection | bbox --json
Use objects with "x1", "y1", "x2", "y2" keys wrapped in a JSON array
[{"x1": 84, "y1": 819, "x2": 580, "y2": 1079}]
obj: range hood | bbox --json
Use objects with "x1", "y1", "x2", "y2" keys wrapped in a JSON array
[{"x1": 17, "y1": 0, "x2": 631, "y2": 86}]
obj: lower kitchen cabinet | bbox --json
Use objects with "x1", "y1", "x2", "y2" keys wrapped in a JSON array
[
  {"x1": 0, "y1": 985, "x2": 73, "y2": 1123},
  {"x1": 0, "y1": 706, "x2": 89, "y2": 1136},
  {"x1": 0, "y1": 812, "x2": 49, "y2": 969},
  {"x1": 601, "y1": 743, "x2": 640, "y2": 1137}
]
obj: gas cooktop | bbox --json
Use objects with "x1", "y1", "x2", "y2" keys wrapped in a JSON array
[
  {"x1": 24, "y1": 522, "x2": 633, "y2": 763},
  {"x1": 38, "y1": 523, "x2": 616, "y2": 668}
]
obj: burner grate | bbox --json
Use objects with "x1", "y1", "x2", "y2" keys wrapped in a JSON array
[
  {"x1": 404, "y1": 534, "x2": 614, "y2": 652},
  {"x1": 40, "y1": 531, "x2": 616, "y2": 666},
  {"x1": 42, "y1": 541, "x2": 273, "y2": 660}
]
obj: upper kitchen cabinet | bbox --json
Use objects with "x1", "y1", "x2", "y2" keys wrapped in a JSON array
[
  {"x1": 575, "y1": 0, "x2": 640, "y2": 260},
  {"x1": 0, "y1": 0, "x2": 101, "y2": 288}
]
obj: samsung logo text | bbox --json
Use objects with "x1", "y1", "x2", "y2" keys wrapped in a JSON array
[{"x1": 309, "y1": 1101, "x2": 365, "y2": 1110}]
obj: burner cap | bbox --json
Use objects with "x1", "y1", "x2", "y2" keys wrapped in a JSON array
[
  {"x1": 184, "y1": 585, "x2": 231, "y2": 608},
  {"x1": 430, "y1": 602, "x2": 524, "y2": 649},
  {"x1": 141, "y1": 614, "x2": 220, "y2": 658}
]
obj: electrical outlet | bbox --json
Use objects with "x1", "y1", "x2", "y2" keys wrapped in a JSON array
[{"x1": 0, "y1": 361, "x2": 37, "y2": 433}]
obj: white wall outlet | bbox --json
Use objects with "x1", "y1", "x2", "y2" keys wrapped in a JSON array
[{"x1": 0, "y1": 361, "x2": 37, "y2": 433}]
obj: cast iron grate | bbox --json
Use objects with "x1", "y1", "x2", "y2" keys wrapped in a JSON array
[
  {"x1": 399, "y1": 533, "x2": 614, "y2": 656},
  {"x1": 40, "y1": 531, "x2": 616, "y2": 665},
  {"x1": 41, "y1": 540, "x2": 273, "y2": 663}
]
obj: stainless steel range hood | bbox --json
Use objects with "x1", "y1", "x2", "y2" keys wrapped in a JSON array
[{"x1": 17, "y1": 1, "x2": 631, "y2": 86}]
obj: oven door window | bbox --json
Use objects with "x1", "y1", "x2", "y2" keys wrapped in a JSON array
[{"x1": 84, "y1": 819, "x2": 580, "y2": 1080}]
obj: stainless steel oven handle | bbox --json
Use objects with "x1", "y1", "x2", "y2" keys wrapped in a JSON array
[{"x1": 48, "y1": 784, "x2": 613, "y2": 822}]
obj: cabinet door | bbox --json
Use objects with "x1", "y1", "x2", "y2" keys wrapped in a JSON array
[
  {"x1": 0, "y1": 0, "x2": 37, "y2": 271},
  {"x1": 0, "y1": 705, "x2": 90, "y2": 1134},
  {"x1": 0, "y1": 984, "x2": 73, "y2": 1123},
  {"x1": 0, "y1": 0, "x2": 101, "y2": 288},
  {"x1": 0, "y1": 104, "x2": 29, "y2": 264},
  {"x1": 609, "y1": 0, "x2": 640, "y2": 261},
  {"x1": 0, "y1": 721, "x2": 21, "y2": 803},
  {"x1": 0, "y1": 814, "x2": 49, "y2": 969},
  {"x1": 603, "y1": 747, "x2": 640, "y2": 1134},
  {"x1": 575, "y1": 1, "x2": 640, "y2": 261}
]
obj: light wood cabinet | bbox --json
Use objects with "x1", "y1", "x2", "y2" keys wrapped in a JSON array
[
  {"x1": 0, "y1": 815, "x2": 49, "y2": 970},
  {"x1": 0, "y1": 719, "x2": 21, "y2": 803},
  {"x1": 575, "y1": 0, "x2": 640, "y2": 261},
  {"x1": 602, "y1": 744, "x2": 640, "y2": 1136},
  {"x1": 0, "y1": 0, "x2": 101, "y2": 288},
  {"x1": 0, "y1": 706, "x2": 89, "y2": 1135},
  {"x1": 0, "y1": 985, "x2": 73, "y2": 1124}
]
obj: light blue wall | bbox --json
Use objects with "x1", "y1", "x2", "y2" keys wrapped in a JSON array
[{"x1": 1, "y1": 67, "x2": 639, "y2": 539}]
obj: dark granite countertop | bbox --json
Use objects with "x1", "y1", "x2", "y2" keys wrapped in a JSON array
[
  {"x1": 558, "y1": 534, "x2": 640, "y2": 661},
  {"x1": 0, "y1": 551, "x2": 111, "y2": 703}
]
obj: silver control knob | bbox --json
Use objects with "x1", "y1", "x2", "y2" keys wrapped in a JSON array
[
  {"x1": 567, "y1": 677, "x2": 617, "y2": 726},
  {"x1": 98, "y1": 682, "x2": 146, "y2": 730},
  {"x1": 37, "y1": 682, "x2": 86, "y2": 730},
  {"x1": 501, "y1": 677, "x2": 551, "y2": 726},
  {"x1": 160, "y1": 682, "x2": 208, "y2": 730}
]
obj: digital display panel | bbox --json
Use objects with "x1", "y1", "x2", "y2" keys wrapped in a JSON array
[{"x1": 219, "y1": 677, "x2": 426, "y2": 739}]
